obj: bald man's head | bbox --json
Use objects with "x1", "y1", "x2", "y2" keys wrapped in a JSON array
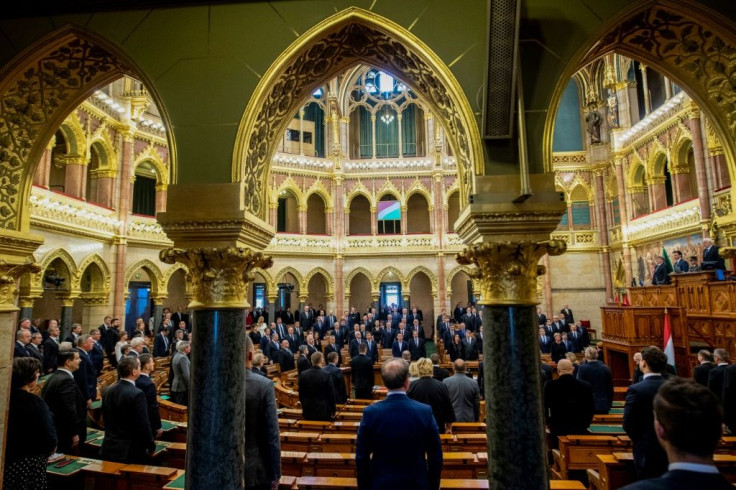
[{"x1": 557, "y1": 359, "x2": 573, "y2": 375}]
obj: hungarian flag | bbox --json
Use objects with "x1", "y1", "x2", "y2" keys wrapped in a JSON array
[
  {"x1": 663, "y1": 309, "x2": 676, "y2": 371},
  {"x1": 662, "y1": 247, "x2": 674, "y2": 273},
  {"x1": 622, "y1": 293, "x2": 630, "y2": 306}
]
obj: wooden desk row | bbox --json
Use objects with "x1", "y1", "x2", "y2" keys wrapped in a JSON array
[{"x1": 46, "y1": 455, "x2": 184, "y2": 490}]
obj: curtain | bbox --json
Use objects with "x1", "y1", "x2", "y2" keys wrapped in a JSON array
[
  {"x1": 132, "y1": 176, "x2": 156, "y2": 217},
  {"x1": 414, "y1": 106, "x2": 425, "y2": 156},
  {"x1": 359, "y1": 106, "x2": 373, "y2": 158},
  {"x1": 402, "y1": 105, "x2": 416, "y2": 156},
  {"x1": 376, "y1": 107, "x2": 398, "y2": 158},
  {"x1": 303, "y1": 102, "x2": 325, "y2": 157},
  {"x1": 571, "y1": 202, "x2": 591, "y2": 228}
]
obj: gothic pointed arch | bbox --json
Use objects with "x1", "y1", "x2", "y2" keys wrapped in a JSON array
[
  {"x1": 647, "y1": 150, "x2": 668, "y2": 178},
  {"x1": 344, "y1": 267, "x2": 374, "y2": 295},
  {"x1": 276, "y1": 176, "x2": 304, "y2": 203},
  {"x1": 88, "y1": 129, "x2": 118, "y2": 174},
  {"x1": 403, "y1": 180, "x2": 432, "y2": 208},
  {"x1": 375, "y1": 180, "x2": 400, "y2": 203},
  {"x1": 0, "y1": 25, "x2": 174, "y2": 232},
  {"x1": 58, "y1": 112, "x2": 87, "y2": 158},
  {"x1": 233, "y1": 7, "x2": 483, "y2": 220},
  {"x1": 406, "y1": 265, "x2": 438, "y2": 295},
  {"x1": 374, "y1": 266, "x2": 406, "y2": 290},
  {"x1": 305, "y1": 267, "x2": 335, "y2": 297},
  {"x1": 73, "y1": 253, "x2": 111, "y2": 297},
  {"x1": 163, "y1": 262, "x2": 189, "y2": 290},
  {"x1": 274, "y1": 266, "x2": 306, "y2": 292},
  {"x1": 124, "y1": 258, "x2": 164, "y2": 297},
  {"x1": 32, "y1": 248, "x2": 79, "y2": 293},
  {"x1": 134, "y1": 144, "x2": 169, "y2": 188},
  {"x1": 346, "y1": 182, "x2": 373, "y2": 209},
  {"x1": 305, "y1": 180, "x2": 333, "y2": 211},
  {"x1": 446, "y1": 264, "x2": 476, "y2": 293}
]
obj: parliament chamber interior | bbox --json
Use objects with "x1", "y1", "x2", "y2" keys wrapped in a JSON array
[{"x1": 1, "y1": 0, "x2": 736, "y2": 489}]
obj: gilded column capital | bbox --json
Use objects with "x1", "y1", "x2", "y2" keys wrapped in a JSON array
[
  {"x1": 160, "y1": 247, "x2": 273, "y2": 309},
  {"x1": 457, "y1": 240, "x2": 566, "y2": 306},
  {"x1": 0, "y1": 258, "x2": 41, "y2": 310}
]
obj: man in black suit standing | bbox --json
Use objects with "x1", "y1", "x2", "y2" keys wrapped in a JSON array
[
  {"x1": 13, "y1": 329, "x2": 31, "y2": 358},
  {"x1": 708, "y1": 348, "x2": 729, "y2": 401},
  {"x1": 349, "y1": 331, "x2": 364, "y2": 359},
  {"x1": 351, "y1": 343, "x2": 375, "y2": 400},
  {"x1": 560, "y1": 305, "x2": 574, "y2": 324},
  {"x1": 453, "y1": 302, "x2": 465, "y2": 324},
  {"x1": 298, "y1": 352, "x2": 336, "y2": 421},
  {"x1": 392, "y1": 332, "x2": 407, "y2": 358},
  {"x1": 430, "y1": 353, "x2": 449, "y2": 381},
  {"x1": 463, "y1": 333, "x2": 479, "y2": 361},
  {"x1": 577, "y1": 346, "x2": 613, "y2": 414},
  {"x1": 74, "y1": 334, "x2": 98, "y2": 404},
  {"x1": 324, "y1": 335, "x2": 342, "y2": 366},
  {"x1": 324, "y1": 352, "x2": 347, "y2": 404},
  {"x1": 621, "y1": 378, "x2": 733, "y2": 490},
  {"x1": 408, "y1": 329, "x2": 426, "y2": 361},
  {"x1": 265, "y1": 333, "x2": 281, "y2": 364},
  {"x1": 135, "y1": 354, "x2": 162, "y2": 439},
  {"x1": 41, "y1": 349, "x2": 87, "y2": 453},
  {"x1": 671, "y1": 250, "x2": 689, "y2": 273},
  {"x1": 652, "y1": 256, "x2": 671, "y2": 285},
  {"x1": 89, "y1": 329, "x2": 105, "y2": 376},
  {"x1": 693, "y1": 349, "x2": 715, "y2": 387},
  {"x1": 43, "y1": 323, "x2": 60, "y2": 374},
  {"x1": 27, "y1": 332, "x2": 44, "y2": 363},
  {"x1": 277, "y1": 339, "x2": 295, "y2": 372},
  {"x1": 297, "y1": 345, "x2": 311, "y2": 374},
  {"x1": 538, "y1": 327, "x2": 552, "y2": 354},
  {"x1": 153, "y1": 328, "x2": 170, "y2": 357},
  {"x1": 364, "y1": 331, "x2": 379, "y2": 364},
  {"x1": 544, "y1": 359, "x2": 595, "y2": 441},
  {"x1": 623, "y1": 346, "x2": 669, "y2": 479},
  {"x1": 101, "y1": 356, "x2": 156, "y2": 463},
  {"x1": 702, "y1": 237, "x2": 726, "y2": 270}
]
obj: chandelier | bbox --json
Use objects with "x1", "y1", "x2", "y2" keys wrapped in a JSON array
[{"x1": 381, "y1": 112, "x2": 395, "y2": 125}]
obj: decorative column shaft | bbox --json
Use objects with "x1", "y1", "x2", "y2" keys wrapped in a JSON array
[
  {"x1": 401, "y1": 206, "x2": 408, "y2": 235},
  {"x1": 639, "y1": 64, "x2": 651, "y2": 115},
  {"x1": 454, "y1": 174, "x2": 566, "y2": 490},
  {"x1": 160, "y1": 247, "x2": 273, "y2": 490},
  {"x1": 335, "y1": 254, "x2": 344, "y2": 315},
  {"x1": 370, "y1": 206, "x2": 377, "y2": 235},
  {"x1": 615, "y1": 159, "x2": 634, "y2": 287},
  {"x1": 689, "y1": 113, "x2": 712, "y2": 229},
  {"x1": 595, "y1": 172, "x2": 614, "y2": 301},
  {"x1": 63, "y1": 156, "x2": 86, "y2": 199},
  {"x1": 155, "y1": 185, "x2": 167, "y2": 214},
  {"x1": 112, "y1": 131, "x2": 134, "y2": 320},
  {"x1": 298, "y1": 205, "x2": 307, "y2": 235}
]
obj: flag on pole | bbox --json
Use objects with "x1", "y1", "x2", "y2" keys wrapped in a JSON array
[
  {"x1": 661, "y1": 247, "x2": 674, "y2": 273},
  {"x1": 614, "y1": 292, "x2": 620, "y2": 304},
  {"x1": 663, "y1": 308, "x2": 676, "y2": 371},
  {"x1": 622, "y1": 293, "x2": 630, "y2": 306}
]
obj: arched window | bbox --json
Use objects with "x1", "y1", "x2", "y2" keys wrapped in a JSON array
[
  {"x1": 447, "y1": 191, "x2": 460, "y2": 233},
  {"x1": 132, "y1": 162, "x2": 158, "y2": 216},
  {"x1": 569, "y1": 186, "x2": 591, "y2": 230},
  {"x1": 306, "y1": 193, "x2": 327, "y2": 234},
  {"x1": 377, "y1": 194, "x2": 400, "y2": 235},
  {"x1": 348, "y1": 194, "x2": 371, "y2": 235},
  {"x1": 49, "y1": 129, "x2": 68, "y2": 193},
  {"x1": 277, "y1": 190, "x2": 299, "y2": 233},
  {"x1": 406, "y1": 193, "x2": 430, "y2": 233},
  {"x1": 631, "y1": 165, "x2": 649, "y2": 218}
]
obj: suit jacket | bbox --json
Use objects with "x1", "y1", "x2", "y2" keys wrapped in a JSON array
[
  {"x1": 101, "y1": 380, "x2": 155, "y2": 463},
  {"x1": 135, "y1": 374, "x2": 162, "y2": 434},
  {"x1": 265, "y1": 341, "x2": 281, "y2": 363},
  {"x1": 324, "y1": 363, "x2": 348, "y2": 404},
  {"x1": 90, "y1": 342, "x2": 104, "y2": 375},
  {"x1": 463, "y1": 337, "x2": 479, "y2": 361},
  {"x1": 42, "y1": 337, "x2": 59, "y2": 373},
  {"x1": 623, "y1": 374, "x2": 668, "y2": 478},
  {"x1": 74, "y1": 349, "x2": 97, "y2": 401},
  {"x1": 297, "y1": 355, "x2": 311, "y2": 374},
  {"x1": 722, "y1": 363, "x2": 736, "y2": 432},
  {"x1": 356, "y1": 392, "x2": 442, "y2": 490},
  {"x1": 153, "y1": 334, "x2": 170, "y2": 357},
  {"x1": 245, "y1": 369, "x2": 281, "y2": 486},
  {"x1": 543, "y1": 374, "x2": 595, "y2": 436},
  {"x1": 407, "y1": 377, "x2": 455, "y2": 430},
  {"x1": 703, "y1": 245, "x2": 725, "y2": 270},
  {"x1": 13, "y1": 341, "x2": 30, "y2": 358},
  {"x1": 448, "y1": 341, "x2": 465, "y2": 362},
  {"x1": 324, "y1": 342, "x2": 342, "y2": 366},
  {"x1": 693, "y1": 362, "x2": 714, "y2": 387},
  {"x1": 380, "y1": 328, "x2": 394, "y2": 348},
  {"x1": 27, "y1": 343, "x2": 44, "y2": 363},
  {"x1": 277, "y1": 348, "x2": 295, "y2": 372},
  {"x1": 538, "y1": 313, "x2": 547, "y2": 325},
  {"x1": 708, "y1": 364, "x2": 728, "y2": 400},
  {"x1": 443, "y1": 373, "x2": 480, "y2": 422},
  {"x1": 652, "y1": 263, "x2": 671, "y2": 285},
  {"x1": 432, "y1": 365, "x2": 449, "y2": 382},
  {"x1": 576, "y1": 360, "x2": 614, "y2": 414},
  {"x1": 41, "y1": 370, "x2": 87, "y2": 452},
  {"x1": 364, "y1": 340, "x2": 379, "y2": 363},
  {"x1": 619, "y1": 469, "x2": 733, "y2": 490},
  {"x1": 408, "y1": 337, "x2": 426, "y2": 361},
  {"x1": 351, "y1": 354, "x2": 375, "y2": 396},
  {"x1": 298, "y1": 366, "x2": 336, "y2": 421},
  {"x1": 560, "y1": 308, "x2": 575, "y2": 324},
  {"x1": 171, "y1": 352, "x2": 190, "y2": 393},
  {"x1": 349, "y1": 338, "x2": 364, "y2": 359},
  {"x1": 392, "y1": 340, "x2": 407, "y2": 358},
  {"x1": 539, "y1": 335, "x2": 551, "y2": 354},
  {"x1": 550, "y1": 341, "x2": 568, "y2": 363},
  {"x1": 673, "y1": 258, "x2": 689, "y2": 273}
]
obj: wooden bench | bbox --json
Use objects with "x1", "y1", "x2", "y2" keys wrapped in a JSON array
[
  {"x1": 158, "y1": 397, "x2": 188, "y2": 422},
  {"x1": 450, "y1": 422, "x2": 486, "y2": 433},
  {"x1": 304, "y1": 452, "x2": 356, "y2": 478},
  {"x1": 280, "y1": 431, "x2": 322, "y2": 452},
  {"x1": 551, "y1": 435, "x2": 629, "y2": 479},
  {"x1": 295, "y1": 476, "x2": 585, "y2": 489}
]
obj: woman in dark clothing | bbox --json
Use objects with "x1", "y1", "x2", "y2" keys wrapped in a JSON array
[
  {"x1": 3, "y1": 357, "x2": 57, "y2": 490},
  {"x1": 448, "y1": 333, "x2": 465, "y2": 362},
  {"x1": 550, "y1": 332, "x2": 568, "y2": 363},
  {"x1": 407, "y1": 358, "x2": 455, "y2": 432}
]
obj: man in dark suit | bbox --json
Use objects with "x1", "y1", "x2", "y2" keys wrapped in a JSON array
[
  {"x1": 41, "y1": 349, "x2": 87, "y2": 453},
  {"x1": 537, "y1": 307, "x2": 547, "y2": 326},
  {"x1": 364, "y1": 332, "x2": 379, "y2": 364},
  {"x1": 621, "y1": 378, "x2": 732, "y2": 490},
  {"x1": 543, "y1": 319, "x2": 558, "y2": 338},
  {"x1": 298, "y1": 352, "x2": 336, "y2": 421},
  {"x1": 244, "y1": 336, "x2": 281, "y2": 489},
  {"x1": 324, "y1": 335, "x2": 342, "y2": 366},
  {"x1": 42, "y1": 323, "x2": 61, "y2": 373},
  {"x1": 65, "y1": 323, "x2": 83, "y2": 344},
  {"x1": 560, "y1": 305, "x2": 574, "y2": 324},
  {"x1": 430, "y1": 353, "x2": 449, "y2": 382},
  {"x1": 577, "y1": 346, "x2": 614, "y2": 414},
  {"x1": 453, "y1": 302, "x2": 465, "y2": 323},
  {"x1": 297, "y1": 345, "x2": 311, "y2": 374},
  {"x1": 693, "y1": 349, "x2": 715, "y2": 387},
  {"x1": 153, "y1": 328, "x2": 170, "y2": 357},
  {"x1": 265, "y1": 333, "x2": 281, "y2": 364},
  {"x1": 351, "y1": 343, "x2": 375, "y2": 400},
  {"x1": 568, "y1": 323, "x2": 584, "y2": 353},
  {"x1": 538, "y1": 326, "x2": 552, "y2": 354},
  {"x1": 300, "y1": 305, "x2": 314, "y2": 330},
  {"x1": 544, "y1": 359, "x2": 595, "y2": 440},
  {"x1": 708, "y1": 348, "x2": 729, "y2": 401},
  {"x1": 27, "y1": 332, "x2": 44, "y2": 363},
  {"x1": 89, "y1": 329, "x2": 105, "y2": 376},
  {"x1": 101, "y1": 357, "x2": 156, "y2": 463},
  {"x1": 277, "y1": 339, "x2": 295, "y2": 372},
  {"x1": 651, "y1": 256, "x2": 671, "y2": 285},
  {"x1": 349, "y1": 331, "x2": 364, "y2": 359},
  {"x1": 721, "y1": 351, "x2": 736, "y2": 434},
  {"x1": 671, "y1": 250, "x2": 689, "y2": 273},
  {"x1": 623, "y1": 346, "x2": 669, "y2": 479},
  {"x1": 409, "y1": 319, "x2": 425, "y2": 340},
  {"x1": 324, "y1": 351, "x2": 348, "y2": 404},
  {"x1": 74, "y1": 334, "x2": 98, "y2": 404},
  {"x1": 702, "y1": 237, "x2": 726, "y2": 270},
  {"x1": 392, "y1": 332, "x2": 407, "y2": 358},
  {"x1": 463, "y1": 333, "x2": 479, "y2": 361},
  {"x1": 135, "y1": 354, "x2": 162, "y2": 438},
  {"x1": 274, "y1": 318, "x2": 288, "y2": 341},
  {"x1": 408, "y1": 330, "x2": 426, "y2": 361},
  {"x1": 356, "y1": 358, "x2": 443, "y2": 490},
  {"x1": 13, "y1": 329, "x2": 31, "y2": 358}
]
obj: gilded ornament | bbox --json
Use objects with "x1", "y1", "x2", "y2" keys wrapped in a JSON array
[
  {"x1": 456, "y1": 240, "x2": 566, "y2": 306},
  {"x1": 160, "y1": 247, "x2": 273, "y2": 309},
  {"x1": 0, "y1": 258, "x2": 42, "y2": 307}
]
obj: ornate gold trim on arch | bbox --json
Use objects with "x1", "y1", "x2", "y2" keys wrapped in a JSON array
[
  {"x1": 647, "y1": 150, "x2": 668, "y2": 178},
  {"x1": 305, "y1": 267, "x2": 335, "y2": 296},
  {"x1": 374, "y1": 266, "x2": 405, "y2": 290},
  {"x1": 406, "y1": 265, "x2": 438, "y2": 295},
  {"x1": 403, "y1": 180, "x2": 432, "y2": 208},
  {"x1": 0, "y1": 26, "x2": 175, "y2": 232},
  {"x1": 545, "y1": 1, "x2": 736, "y2": 183},
  {"x1": 304, "y1": 180, "x2": 332, "y2": 211},
  {"x1": 375, "y1": 180, "x2": 400, "y2": 203},
  {"x1": 670, "y1": 133, "x2": 694, "y2": 173},
  {"x1": 344, "y1": 267, "x2": 374, "y2": 295},
  {"x1": 232, "y1": 7, "x2": 483, "y2": 220},
  {"x1": 162, "y1": 262, "x2": 189, "y2": 291},
  {"x1": 124, "y1": 259, "x2": 164, "y2": 296},
  {"x1": 32, "y1": 248, "x2": 79, "y2": 292},
  {"x1": 88, "y1": 130, "x2": 119, "y2": 175},
  {"x1": 345, "y1": 182, "x2": 373, "y2": 210},
  {"x1": 133, "y1": 144, "x2": 169, "y2": 188},
  {"x1": 73, "y1": 253, "x2": 111, "y2": 294},
  {"x1": 274, "y1": 266, "x2": 305, "y2": 291},
  {"x1": 58, "y1": 112, "x2": 87, "y2": 158},
  {"x1": 445, "y1": 264, "x2": 475, "y2": 292},
  {"x1": 273, "y1": 176, "x2": 304, "y2": 206},
  {"x1": 627, "y1": 159, "x2": 647, "y2": 188}
]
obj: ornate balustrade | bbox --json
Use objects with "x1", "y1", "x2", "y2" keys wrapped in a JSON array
[
  {"x1": 30, "y1": 187, "x2": 119, "y2": 239},
  {"x1": 625, "y1": 200, "x2": 701, "y2": 244},
  {"x1": 127, "y1": 215, "x2": 172, "y2": 246}
]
